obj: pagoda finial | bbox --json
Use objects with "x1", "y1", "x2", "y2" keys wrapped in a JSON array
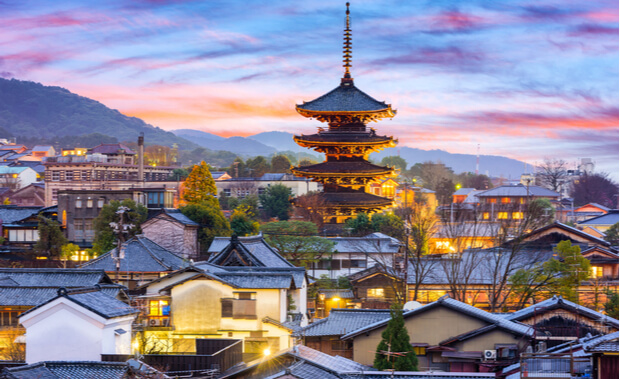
[{"x1": 342, "y1": 2, "x2": 353, "y2": 84}]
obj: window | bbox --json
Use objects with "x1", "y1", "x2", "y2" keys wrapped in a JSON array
[
  {"x1": 501, "y1": 197, "x2": 511, "y2": 204},
  {"x1": 497, "y1": 212, "x2": 508, "y2": 219},
  {"x1": 591, "y1": 266, "x2": 603, "y2": 278},
  {"x1": 416, "y1": 290, "x2": 446, "y2": 303},
  {"x1": 512, "y1": 212, "x2": 523, "y2": 220},
  {"x1": 82, "y1": 171, "x2": 89, "y2": 181},
  {"x1": 52, "y1": 171, "x2": 60, "y2": 181},
  {"x1": 488, "y1": 198, "x2": 497, "y2": 204},
  {"x1": 342, "y1": 260, "x2": 367, "y2": 269},
  {"x1": 331, "y1": 340, "x2": 352, "y2": 351},
  {"x1": 496, "y1": 344, "x2": 518, "y2": 360},
  {"x1": 0, "y1": 311, "x2": 19, "y2": 327},
  {"x1": 413, "y1": 346, "x2": 427, "y2": 356},
  {"x1": 75, "y1": 197, "x2": 82, "y2": 208},
  {"x1": 74, "y1": 219, "x2": 84, "y2": 240},
  {"x1": 223, "y1": 189, "x2": 231, "y2": 196},
  {"x1": 222, "y1": 294, "x2": 257, "y2": 319},
  {"x1": 65, "y1": 171, "x2": 73, "y2": 181},
  {"x1": 86, "y1": 198, "x2": 93, "y2": 208},
  {"x1": 367, "y1": 288, "x2": 385, "y2": 298},
  {"x1": 149, "y1": 300, "x2": 170, "y2": 316},
  {"x1": 483, "y1": 212, "x2": 490, "y2": 220},
  {"x1": 97, "y1": 198, "x2": 104, "y2": 208}
]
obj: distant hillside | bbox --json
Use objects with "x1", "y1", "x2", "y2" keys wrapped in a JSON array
[
  {"x1": 173, "y1": 129, "x2": 276, "y2": 157},
  {"x1": 249, "y1": 131, "x2": 307, "y2": 153},
  {"x1": 0, "y1": 78, "x2": 198, "y2": 148}
]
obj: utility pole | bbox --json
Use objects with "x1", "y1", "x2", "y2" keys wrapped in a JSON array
[{"x1": 109, "y1": 206, "x2": 134, "y2": 283}]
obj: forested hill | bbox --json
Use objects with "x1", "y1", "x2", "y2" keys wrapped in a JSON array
[{"x1": 0, "y1": 78, "x2": 196, "y2": 148}]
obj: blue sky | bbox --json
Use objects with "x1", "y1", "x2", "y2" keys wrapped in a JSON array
[{"x1": 1, "y1": 0, "x2": 618, "y2": 177}]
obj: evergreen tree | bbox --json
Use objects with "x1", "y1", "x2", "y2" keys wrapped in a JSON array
[
  {"x1": 271, "y1": 155, "x2": 292, "y2": 173},
  {"x1": 544, "y1": 240, "x2": 591, "y2": 303},
  {"x1": 182, "y1": 161, "x2": 218, "y2": 206},
  {"x1": 604, "y1": 222, "x2": 619, "y2": 246},
  {"x1": 230, "y1": 205, "x2": 260, "y2": 236},
  {"x1": 374, "y1": 306, "x2": 418, "y2": 371},
  {"x1": 259, "y1": 184, "x2": 292, "y2": 220},
  {"x1": 34, "y1": 215, "x2": 68, "y2": 257},
  {"x1": 604, "y1": 289, "x2": 619, "y2": 319}
]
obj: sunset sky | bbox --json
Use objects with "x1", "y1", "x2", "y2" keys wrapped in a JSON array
[{"x1": 1, "y1": 0, "x2": 618, "y2": 177}]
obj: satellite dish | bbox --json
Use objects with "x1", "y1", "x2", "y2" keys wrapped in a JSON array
[{"x1": 403, "y1": 301, "x2": 422, "y2": 311}]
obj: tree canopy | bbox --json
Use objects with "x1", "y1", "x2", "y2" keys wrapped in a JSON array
[
  {"x1": 571, "y1": 172, "x2": 619, "y2": 208},
  {"x1": 34, "y1": 215, "x2": 68, "y2": 257},
  {"x1": 381, "y1": 156, "x2": 407, "y2": 172},
  {"x1": 259, "y1": 184, "x2": 293, "y2": 221},
  {"x1": 182, "y1": 161, "x2": 218, "y2": 206},
  {"x1": 181, "y1": 200, "x2": 231, "y2": 254},
  {"x1": 92, "y1": 199, "x2": 148, "y2": 254},
  {"x1": 230, "y1": 205, "x2": 260, "y2": 236},
  {"x1": 345, "y1": 212, "x2": 404, "y2": 239},
  {"x1": 261, "y1": 221, "x2": 334, "y2": 267}
]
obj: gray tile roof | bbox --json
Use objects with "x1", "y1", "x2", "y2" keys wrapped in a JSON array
[
  {"x1": 81, "y1": 235, "x2": 186, "y2": 272},
  {"x1": 504, "y1": 295, "x2": 619, "y2": 328},
  {"x1": 19, "y1": 288, "x2": 138, "y2": 320},
  {"x1": 292, "y1": 345, "x2": 369, "y2": 373},
  {"x1": 297, "y1": 83, "x2": 391, "y2": 112},
  {"x1": 297, "y1": 309, "x2": 391, "y2": 337},
  {"x1": 329, "y1": 233, "x2": 402, "y2": 254},
  {"x1": 0, "y1": 268, "x2": 111, "y2": 287},
  {"x1": 317, "y1": 289, "x2": 354, "y2": 299},
  {"x1": 3, "y1": 361, "x2": 130, "y2": 379},
  {"x1": 0, "y1": 206, "x2": 42, "y2": 224},
  {"x1": 358, "y1": 373, "x2": 495, "y2": 379},
  {"x1": 208, "y1": 234, "x2": 294, "y2": 269},
  {"x1": 0, "y1": 285, "x2": 120, "y2": 307},
  {"x1": 342, "y1": 296, "x2": 533, "y2": 340},
  {"x1": 147, "y1": 209, "x2": 199, "y2": 226},
  {"x1": 578, "y1": 210, "x2": 619, "y2": 226},
  {"x1": 476, "y1": 184, "x2": 560, "y2": 198},
  {"x1": 216, "y1": 273, "x2": 293, "y2": 289}
]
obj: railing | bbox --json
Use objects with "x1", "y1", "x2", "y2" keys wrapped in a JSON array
[
  {"x1": 102, "y1": 339, "x2": 242, "y2": 375},
  {"x1": 520, "y1": 353, "x2": 591, "y2": 378}
]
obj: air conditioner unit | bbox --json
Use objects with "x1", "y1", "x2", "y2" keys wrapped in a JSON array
[
  {"x1": 484, "y1": 350, "x2": 497, "y2": 360},
  {"x1": 149, "y1": 319, "x2": 161, "y2": 327}
]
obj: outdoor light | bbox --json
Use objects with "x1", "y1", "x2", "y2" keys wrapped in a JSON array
[
  {"x1": 263, "y1": 348, "x2": 271, "y2": 357},
  {"x1": 332, "y1": 297, "x2": 340, "y2": 302}
]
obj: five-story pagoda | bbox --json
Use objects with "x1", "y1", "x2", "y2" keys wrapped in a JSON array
[{"x1": 292, "y1": 3, "x2": 398, "y2": 225}]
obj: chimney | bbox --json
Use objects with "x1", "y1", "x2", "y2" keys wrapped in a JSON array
[{"x1": 138, "y1": 132, "x2": 144, "y2": 182}]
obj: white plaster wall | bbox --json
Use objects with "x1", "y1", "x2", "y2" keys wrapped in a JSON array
[{"x1": 17, "y1": 168, "x2": 37, "y2": 189}]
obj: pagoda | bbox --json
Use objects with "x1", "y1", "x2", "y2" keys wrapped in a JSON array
[{"x1": 292, "y1": 3, "x2": 398, "y2": 225}]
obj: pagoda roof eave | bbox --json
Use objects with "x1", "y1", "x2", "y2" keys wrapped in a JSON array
[{"x1": 295, "y1": 107, "x2": 396, "y2": 119}]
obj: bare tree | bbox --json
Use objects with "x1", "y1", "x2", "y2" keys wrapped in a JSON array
[
  {"x1": 536, "y1": 157, "x2": 567, "y2": 193},
  {"x1": 292, "y1": 191, "x2": 327, "y2": 229}
]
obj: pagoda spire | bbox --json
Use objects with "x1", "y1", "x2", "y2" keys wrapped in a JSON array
[{"x1": 342, "y1": 2, "x2": 353, "y2": 84}]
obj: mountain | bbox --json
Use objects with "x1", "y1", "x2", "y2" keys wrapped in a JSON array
[
  {"x1": 0, "y1": 78, "x2": 198, "y2": 148},
  {"x1": 173, "y1": 129, "x2": 276, "y2": 157},
  {"x1": 248, "y1": 131, "x2": 307, "y2": 153}
]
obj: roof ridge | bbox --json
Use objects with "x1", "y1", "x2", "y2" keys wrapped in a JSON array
[{"x1": 136, "y1": 237, "x2": 173, "y2": 270}]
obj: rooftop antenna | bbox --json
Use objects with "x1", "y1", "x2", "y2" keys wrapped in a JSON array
[{"x1": 341, "y1": 2, "x2": 353, "y2": 84}]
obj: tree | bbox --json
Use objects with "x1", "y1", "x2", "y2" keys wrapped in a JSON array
[
  {"x1": 246, "y1": 156, "x2": 270, "y2": 177},
  {"x1": 260, "y1": 221, "x2": 335, "y2": 267},
  {"x1": 571, "y1": 172, "x2": 619, "y2": 209},
  {"x1": 181, "y1": 161, "x2": 218, "y2": 206},
  {"x1": 345, "y1": 213, "x2": 373, "y2": 236},
  {"x1": 181, "y1": 200, "x2": 231, "y2": 254},
  {"x1": 407, "y1": 161, "x2": 454, "y2": 193},
  {"x1": 92, "y1": 199, "x2": 148, "y2": 254},
  {"x1": 509, "y1": 262, "x2": 563, "y2": 309},
  {"x1": 271, "y1": 155, "x2": 292, "y2": 173},
  {"x1": 168, "y1": 168, "x2": 189, "y2": 181},
  {"x1": 374, "y1": 306, "x2": 418, "y2": 371},
  {"x1": 604, "y1": 222, "x2": 618, "y2": 246},
  {"x1": 259, "y1": 184, "x2": 293, "y2": 221},
  {"x1": 345, "y1": 212, "x2": 405, "y2": 238},
  {"x1": 381, "y1": 156, "x2": 407, "y2": 172},
  {"x1": 292, "y1": 191, "x2": 327, "y2": 228},
  {"x1": 34, "y1": 215, "x2": 68, "y2": 257},
  {"x1": 60, "y1": 243, "x2": 81, "y2": 267},
  {"x1": 604, "y1": 289, "x2": 619, "y2": 319},
  {"x1": 230, "y1": 205, "x2": 260, "y2": 236},
  {"x1": 544, "y1": 240, "x2": 592, "y2": 303},
  {"x1": 455, "y1": 172, "x2": 492, "y2": 190},
  {"x1": 536, "y1": 158, "x2": 568, "y2": 193}
]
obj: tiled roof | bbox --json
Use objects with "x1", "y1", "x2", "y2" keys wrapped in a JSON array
[
  {"x1": 0, "y1": 166, "x2": 31, "y2": 174},
  {"x1": 294, "y1": 132, "x2": 394, "y2": 144},
  {"x1": 588, "y1": 341, "x2": 619, "y2": 353},
  {"x1": 453, "y1": 188, "x2": 476, "y2": 196},
  {"x1": 0, "y1": 206, "x2": 42, "y2": 224},
  {"x1": 578, "y1": 210, "x2": 619, "y2": 226},
  {"x1": 328, "y1": 233, "x2": 402, "y2": 254},
  {"x1": 90, "y1": 143, "x2": 135, "y2": 155},
  {"x1": 147, "y1": 209, "x2": 198, "y2": 226},
  {"x1": 342, "y1": 296, "x2": 533, "y2": 340},
  {"x1": 319, "y1": 192, "x2": 393, "y2": 207},
  {"x1": 0, "y1": 268, "x2": 111, "y2": 287},
  {"x1": 504, "y1": 295, "x2": 619, "y2": 328},
  {"x1": 2, "y1": 360, "x2": 166, "y2": 379},
  {"x1": 81, "y1": 235, "x2": 186, "y2": 272},
  {"x1": 294, "y1": 161, "x2": 393, "y2": 175},
  {"x1": 208, "y1": 234, "x2": 294, "y2": 269},
  {"x1": 216, "y1": 273, "x2": 293, "y2": 289},
  {"x1": 514, "y1": 221, "x2": 611, "y2": 248},
  {"x1": 359, "y1": 373, "x2": 495, "y2": 379},
  {"x1": 19, "y1": 287, "x2": 138, "y2": 320},
  {"x1": 293, "y1": 345, "x2": 368, "y2": 372},
  {"x1": 297, "y1": 309, "x2": 391, "y2": 337},
  {"x1": 476, "y1": 184, "x2": 560, "y2": 198},
  {"x1": 296, "y1": 83, "x2": 391, "y2": 113},
  {"x1": 0, "y1": 285, "x2": 120, "y2": 307},
  {"x1": 317, "y1": 289, "x2": 354, "y2": 299}
]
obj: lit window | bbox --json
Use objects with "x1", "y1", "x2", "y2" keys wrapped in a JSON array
[
  {"x1": 149, "y1": 300, "x2": 170, "y2": 316},
  {"x1": 497, "y1": 212, "x2": 508, "y2": 219},
  {"x1": 97, "y1": 198, "x2": 104, "y2": 208},
  {"x1": 591, "y1": 266, "x2": 603, "y2": 278},
  {"x1": 512, "y1": 212, "x2": 523, "y2": 220},
  {"x1": 75, "y1": 197, "x2": 82, "y2": 208},
  {"x1": 488, "y1": 198, "x2": 497, "y2": 204},
  {"x1": 368, "y1": 288, "x2": 385, "y2": 298},
  {"x1": 435, "y1": 241, "x2": 450, "y2": 250},
  {"x1": 483, "y1": 212, "x2": 490, "y2": 220},
  {"x1": 413, "y1": 346, "x2": 427, "y2": 356},
  {"x1": 86, "y1": 198, "x2": 93, "y2": 208},
  {"x1": 501, "y1": 197, "x2": 511, "y2": 204}
]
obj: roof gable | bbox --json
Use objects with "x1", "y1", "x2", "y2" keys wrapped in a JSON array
[
  {"x1": 514, "y1": 221, "x2": 610, "y2": 248},
  {"x1": 209, "y1": 234, "x2": 294, "y2": 268}
]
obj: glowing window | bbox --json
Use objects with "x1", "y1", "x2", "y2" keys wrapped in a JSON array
[
  {"x1": 497, "y1": 212, "x2": 509, "y2": 219},
  {"x1": 435, "y1": 241, "x2": 450, "y2": 250},
  {"x1": 368, "y1": 288, "x2": 385, "y2": 298},
  {"x1": 483, "y1": 212, "x2": 490, "y2": 220},
  {"x1": 488, "y1": 198, "x2": 497, "y2": 204},
  {"x1": 591, "y1": 266, "x2": 603, "y2": 278},
  {"x1": 501, "y1": 197, "x2": 511, "y2": 204},
  {"x1": 149, "y1": 300, "x2": 169, "y2": 316},
  {"x1": 512, "y1": 212, "x2": 523, "y2": 219}
]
